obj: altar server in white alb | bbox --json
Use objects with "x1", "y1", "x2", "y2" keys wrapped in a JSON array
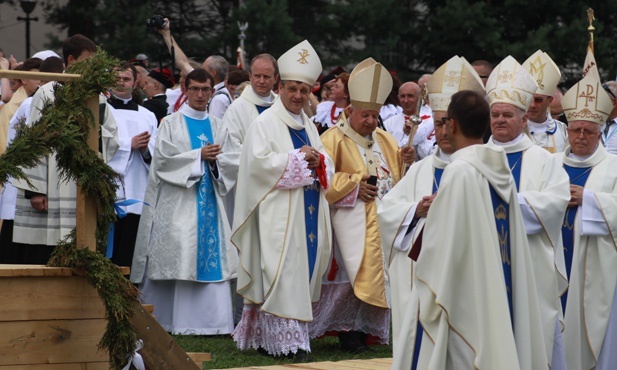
[
  {"x1": 130, "y1": 68, "x2": 240, "y2": 335},
  {"x1": 523, "y1": 50, "x2": 568, "y2": 153},
  {"x1": 556, "y1": 74, "x2": 617, "y2": 370},
  {"x1": 380, "y1": 56, "x2": 485, "y2": 370},
  {"x1": 232, "y1": 40, "x2": 333, "y2": 362},
  {"x1": 485, "y1": 55, "x2": 569, "y2": 369},
  {"x1": 412, "y1": 90, "x2": 548, "y2": 369},
  {"x1": 106, "y1": 62, "x2": 158, "y2": 268}
]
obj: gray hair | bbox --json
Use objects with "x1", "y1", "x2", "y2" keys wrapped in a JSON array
[{"x1": 205, "y1": 55, "x2": 229, "y2": 81}]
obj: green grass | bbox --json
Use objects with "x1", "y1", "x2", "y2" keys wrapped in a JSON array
[{"x1": 173, "y1": 334, "x2": 393, "y2": 369}]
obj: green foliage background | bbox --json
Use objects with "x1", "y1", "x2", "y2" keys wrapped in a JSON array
[{"x1": 2, "y1": 0, "x2": 614, "y2": 85}]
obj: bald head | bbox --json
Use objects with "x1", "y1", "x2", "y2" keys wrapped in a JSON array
[
  {"x1": 399, "y1": 82, "x2": 421, "y2": 115},
  {"x1": 550, "y1": 88, "x2": 564, "y2": 120}
]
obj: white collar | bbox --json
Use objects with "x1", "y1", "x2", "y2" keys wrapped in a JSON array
[
  {"x1": 180, "y1": 104, "x2": 208, "y2": 120},
  {"x1": 567, "y1": 146, "x2": 598, "y2": 161},
  {"x1": 491, "y1": 133, "x2": 525, "y2": 146}
]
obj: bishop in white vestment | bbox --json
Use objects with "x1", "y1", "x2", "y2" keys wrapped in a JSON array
[{"x1": 557, "y1": 74, "x2": 617, "y2": 370}]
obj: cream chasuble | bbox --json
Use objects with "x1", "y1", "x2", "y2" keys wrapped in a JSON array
[
  {"x1": 414, "y1": 144, "x2": 547, "y2": 370},
  {"x1": 231, "y1": 98, "x2": 333, "y2": 322},
  {"x1": 320, "y1": 117, "x2": 402, "y2": 308},
  {"x1": 487, "y1": 134, "x2": 569, "y2": 366},
  {"x1": 224, "y1": 85, "x2": 277, "y2": 146},
  {"x1": 554, "y1": 145, "x2": 617, "y2": 370},
  {"x1": 378, "y1": 150, "x2": 449, "y2": 368}
]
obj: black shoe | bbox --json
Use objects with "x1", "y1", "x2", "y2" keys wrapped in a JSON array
[
  {"x1": 294, "y1": 349, "x2": 311, "y2": 363},
  {"x1": 257, "y1": 347, "x2": 271, "y2": 357}
]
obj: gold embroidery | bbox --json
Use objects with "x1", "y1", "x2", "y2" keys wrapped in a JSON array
[
  {"x1": 579, "y1": 84, "x2": 596, "y2": 107},
  {"x1": 444, "y1": 71, "x2": 460, "y2": 87},
  {"x1": 528, "y1": 56, "x2": 546, "y2": 90},
  {"x1": 495, "y1": 203, "x2": 507, "y2": 220},
  {"x1": 297, "y1": 49, "x2": 309, "y2": 64},
  {"x1": 568, "y1": 107, "x2": 603, "y2": 122},
  {"x1": 499, "y1": 224, "x2": 510, "y2": 266},
  {"x1": 308, "y1": 204, "x2": 315, "y2": 215},
  {"x1": 308, "y1": 232, "x2": 316, "y2": 244},
  {"x1": 489, "y1": 89, "x2": 529, "y2": 108},
  {"x1": 498, "y1": 70, "x2": 512, "y2": 84}
]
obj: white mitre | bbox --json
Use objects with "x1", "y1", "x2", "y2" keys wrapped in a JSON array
[
  {"x1": 277, "y1": 39, "x2": 322, "y2": 86},
  {"x1": 522, "y1": 50, "x2": 561, "y2": 96},
  {"x1": 348, "y1": 58, "x2": 393, "y2": 111},
  {"x1": 562, "y1": 74, "x2": 613, "y2": 125},
  {"x1": 486, "y1": 55, "x2": 538, "y2": 111},
  {"x1": 428, "y1": 56, "x2": 485, "y2": 112}
]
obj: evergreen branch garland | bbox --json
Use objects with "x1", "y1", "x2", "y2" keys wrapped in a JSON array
[{"x1": 0, "y1": 49, "x2": 140, "y2": 370}]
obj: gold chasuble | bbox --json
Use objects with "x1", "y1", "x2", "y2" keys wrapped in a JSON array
[{"x1": 321, "y1": 114, "x2": 402, "y2": 308}]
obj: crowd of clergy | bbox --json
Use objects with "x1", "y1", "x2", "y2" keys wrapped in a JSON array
[{"x1": 0, "y1": 19, "x2": 616, "y2": 369}]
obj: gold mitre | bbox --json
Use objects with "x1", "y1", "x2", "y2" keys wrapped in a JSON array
[
  {"x1": 348, "y1": 58, "x2": 393, "y2": 111},
  {"x1": 522, "y1": 50, "x2": 561, "y2": 96},
  {"x1": 277, "y1": 39, "x2": 322, "y2": 86},
  {"x1": 562, "y1": 74, "x2": 612, "y2": 125},
  {"x1": 427, "y1": 56, "x2": 485, "y2": 112},
  {"x1": 486, "y1": 55, "x2": 538, "y2": 111}
]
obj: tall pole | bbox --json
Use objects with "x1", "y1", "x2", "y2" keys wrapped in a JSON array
[{"x1": 17, "y1": 1, "x2": 39, "y2": 59}]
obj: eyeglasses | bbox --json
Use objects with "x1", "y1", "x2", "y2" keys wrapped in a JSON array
[
  {"x1": 602, "y1": 83, "x2": 617, "y2": 99},
  {"x1": 187, "y1": 86, "x2": 212, "y2": 94},
  {"x1": 567, "y1": 127, "x2": 601, "y2": 137}
]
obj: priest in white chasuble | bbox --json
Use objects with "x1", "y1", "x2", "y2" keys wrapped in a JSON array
[
  {"x1": 311, "y1": 58, "x2": 415, "y2": 352},
  {"x1": 130, "y1": 68, "x2": 240, "y2": 335},
  {"x1": 231, "y1": 40, "x2": 334, "y2": 362},
  {"x1": 224, "y1": 54, "x2": 278, "y2": 147},
  {"x1": 413, "y1": 90, "x2": 547, "y2": 370},
  {"x1": 380, "y1": 56, "x2": 485, "y2": 370},
  {"x1": 522, "y1": 50, "x2": 569, "y2": 153},
  {"x1": 485, "y1": 56, "x2": 569, "y2": 370},
  {"x1": 556, "y1": 74, "x2": 617, "y2": 370}
]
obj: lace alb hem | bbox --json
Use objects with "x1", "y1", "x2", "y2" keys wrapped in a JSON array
[
  {"x1": 333, "y1": 185, "x2": 359, "y2": 208},
  {"x1": 309, "y1": 283, "x2": 390, "y2": 344},
  {"x1": 233, "y1": 304, "x2": 311, "y2": 356},
  {"x1": 276, "y1": 149, "x2": 314, "y2": 189}
]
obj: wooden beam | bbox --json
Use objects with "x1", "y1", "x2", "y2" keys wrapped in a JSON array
[
  {"x1": 75, "y1": 96, "x2": 100, "y2": 252},
  {"x1": 0, "y1": 70, "x2": 80, "y2": 82},
  {"x1": 129, "y1": 301, "x2": 200, "y2": 370},
  {"x1": 0, "y1": 318, "x2": 108, "y2": 366}
]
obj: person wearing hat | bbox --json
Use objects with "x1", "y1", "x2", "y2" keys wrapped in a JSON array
[
  {"x1": 142, "y1": 68, "x2": 172, "y2": 124},
  {"x1": 231, "y1": 40, "x2": 333, "y2": 362},
  {"x1": 523, "y1": 50, "x2": 568, "y2": 153},
  {"x1": 135, "y1": 53, "x2": 149, "y2": 68},
  {"x1": 105, "y1": 62, "x2": 158, "y2": 271},
  {"x1": 130, "y1": 68, "x2": 240, "y2": 336},
  {"x1": 556, "y1": 74, "x2": 617, "y2": 370},
  {"x1": 412, "y1": 88, "x2": 548, "y2": 369},
  {"x1": 379, "y1": 56, "x2": 484, "y2": 370},
  {"x1": 310, "y1": 58, "x2": 414, "y2": 353},
  {"x1": 485, "y1": 56, "x2": 569, "y2": 370}
]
